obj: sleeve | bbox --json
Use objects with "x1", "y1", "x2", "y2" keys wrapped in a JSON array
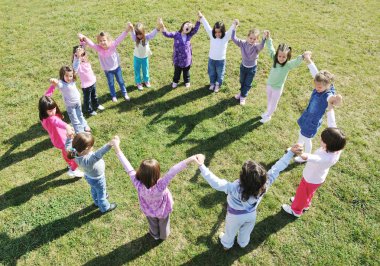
[
  {"x1": 199, "y1": 164, "x2": 234, "y2": 194},
  {"x1": 266, "y1": 38, "x2": 276, "y2": 60},
  {"x1": 256, "y1": 38, "x2": 266, "y2": 52},
  {"x1": 145, "y1": 28, "x2": 158, "y2": 41},
  {"x1": 65, "y1": 137, "x2": 73, "y2": 151},
  {"x1": 51, "y1": 116, "x2": 67, "y2": 129},
  {"x1": 200, "y1": 17, "x2": 213, "y2": 38},
  {"x1": 91, "y1": 144, "x2": 112, "y2": 161},
  {"x1": 327, "y1": 108, "x2": 337, "y2": 128},
  {"x1": 130, "y1": 30, "x2": 137, "y2": 41},
  {"x1": 305, "y1": 153, "x2": 324, "y2": 163},
  {"x1": 116, "y1": 151, "x2": 140, "y2": 188},
  {"x1": 72, "y1": 57, "x2": 80, "y2": 73},
  {"x1": 308, "y1": 62, "x2": 319, "y2": 78},
  {"x1": 188, "y1": 21, "x2": 201, "y2": 38},
  {"x1": 111, "y1": 30, "x2": 128, "y2": 49},
  {"x1": 156, "y1": 160, "x2": 188, "y2": 191},
  {"x1": 162, "y1": 31, "x2": 176, "y2": 38},
  {"x1": 286, "y1": 55, "x2": 303, "y2": 70},
  {"x1": 231, "y1": 30, "x2": 242, "y2": 47},
  {"x1": 44, "y1": 84, "x2": 56, "y2": 97},
  {"x1": 83, "y1": 37, "x2": 101, "y2": 52},
  {"x1": 266, "y1": 150, "x2": 294, "y2": 187},
  {"x1": 224, "y1": 24, "x2": 234, "y2": 40}
]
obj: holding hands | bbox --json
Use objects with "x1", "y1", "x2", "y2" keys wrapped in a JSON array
[
  {"x1": 50, "y1": 78, "x2": 59, "y2": 86},
  {"x1": 303, "y1": 51, "x2": 312, "y2": 63},
  {"x1": 233, "y1": 19, "x2": 239, "y2": 28},
  {"x1": 263, "y1": 30, "x2": 270, "y2": 40},
  {"x1": 66, "y1": 125, "x2": 75, "y2": 139},
  {"x1": 328, "y1": 94, "x2": 343, "y2": 110},
  {"x1": 290, "y1": 143, "x2": 304, "y2": 156}
]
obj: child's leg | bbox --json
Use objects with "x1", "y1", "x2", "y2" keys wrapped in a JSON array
[
  {"x1": 173, "y1": 66, "x2": 181, "y2": 83},
  {"x1": 133, "y1": 56, "x2": 142, "y2": 84},
  {"x1": 90, "y1": 83, "x2": 100, "y2": 110},
  {"x1": 82, "y1": 87, "x2": 92, "y2": 113},
  {"x1": 236, "y1": 213, "x2": 257, "y2": 248},
  {"x1": 239, "y1": 64, "x2": 247, "y2": 93},
  {"x1": 146, "y1": 216, "x2": 160, "y2": 239},
  {"x1": 61, "y1": 148, "x2": 78, "y2": 170},
  {"x1": 142, "y1": 57, "x2": 149, "y2": 83},
  {"x1": 85, "y1": 176, "x2": 99, "y2": 207},
  {"x1": 158, "y1": 215, "x2": 171, "y2": 239},
  {"x1": 74, "y1": 104, "x2": 88, "y2": 131},
  {"x1": 104, "y1": 70, "x2": 116, "y2": 98},
  {"x1": 66, "y1": 105, "x2": 82, "y2": 133},
  {"x1": 221, "y1": 212, "x2": 242, "y2": 249},
  {"x1": 266, "y1": 85, "x2": 284, "y2": 117},
  {"x1": 114, "y1": 66, "x2": 127, "y2": 96},
  {"x1": 297, "y1": 132, "x2": 313, "y2": 153},
  {"x1": 93, "y1": 176, "x2": 111, "y2": 212},
  {"x1": 241, "y1": 65, "x2": 257, "y2": 98},
  {"x1": 215, "y1": 59, "x2": 226, "y2": 86},
  {"x1": 208, "y1": 58, "x2": 217, "y2": 85},
  {"x1": 291, "y1": 177, "x2": 321, "y2": 215},
  {"x1": 183, "y1": 66, "x2": 191, "y2": 84}
]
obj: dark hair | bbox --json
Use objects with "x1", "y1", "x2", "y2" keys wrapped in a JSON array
[
  {"x1": 179, "y1": 21, "x2": 192, "y2": 34},
  {"x1": 59, "y1": 65, "x2": 76, "y2": 82},
  {"x1": 273, "y1": 43, "x2": 292, "y2": 68},
  {"x1": 321, "y1": 127, "x2": 346, "y2": 152},
  {"x1": 72, "y1": 45, "x2": 86, "y2": 63},
  {"x1": 38, "y1": 96, "x2": 63, "y2": 121},
  {"x1": 239, "y1": 160, "x2": 268, "y2": 201},
  {"x1": 212, "y1": 21, "x2": 226, "y2": 39},
  {"x1": 67, "y1": 132, "x2": 95, "y2": 159},
  {"x1": 136, "y1": 159, "x2": 161, "y2": 189}
]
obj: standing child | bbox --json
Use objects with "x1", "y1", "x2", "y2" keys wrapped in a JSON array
[
  {"x1": 73, "y1": 45, "x2": 105, "y2": 116},
  {"x1": 232, "y1": 20, "x2": 266, "y2": 105},
  {"x1": 38, "y1": 95, "x2": 84, "y2": 177},
  {"x1": 260, "y1": 30, "x2": 308, "y2": 123},
  {"x1": 294, "y1": 53, "x2": 337, "y2": 162},
  {"x1": 282, "y1": 103, "x2": 346, "y2": 217},
  {"x1": 48, "y1": 66, "x2": 90, "y2": 133},
  {"x1": 66, "y1": 131, "x2": 117, "y2": 213},
  {"x1": 79, "y1": 25, "x2": 130, "y2": 103},
  {"x1": 112, "y1": 136, "x2": 198, "y2": 240},
  {"x1": 198, "y1": 11, "x2": 235, "y2": 92},
  {"x1": 196, "y1": 144, "x2": 303, "y2": 250},
  {"x1": 128, "y1": 20, "x2": 161, "y2": 91},
  {"x1": 161, "y1": 14, "x2": 201, "y2": 88}
]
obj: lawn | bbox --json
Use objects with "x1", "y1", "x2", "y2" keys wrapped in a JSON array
[{"x1": 0, "y1": 0, "x2": 379, "y2": 265}]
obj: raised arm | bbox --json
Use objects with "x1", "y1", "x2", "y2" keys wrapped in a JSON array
[
  {"x1": 110, "y1": 27, "x2": 129, "y2": 49},
  {"x1": 266, "y1": 37, "x2": 276, "y2": 60},
  {"x1": 224, "y1": 22, "x2": 235, "y2": 40},
  {"x1": 78, "y1": 33, "x2": 99, "y2": 52},
  {"x1": 146, "y1": 28, "x2": 158, "y2": 41},
  {"x1": 200, "y1": 14, "x2": 213, "y2": 38},
  {"x1": 304, "y1": 53, "x2": 318, "y2": 78},
  {"x1": 198, "y1": 164, "x2": 234, "y2": 194},
  {"x1": 44, "y1": 83, "x2": 57, "y2": 97},
  {"x1": 286, "y1": 55, "x2": 304, "y2": 70},
  {"x1": 188, "y1": 21, "x2": 201, "y2": 38}
]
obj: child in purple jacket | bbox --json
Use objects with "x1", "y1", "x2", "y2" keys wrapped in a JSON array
[{"x1": 161, "y1": 15, "x2": 201, "y2": 88}]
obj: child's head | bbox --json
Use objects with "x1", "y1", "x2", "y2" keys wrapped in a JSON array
[
  {"x1": 96, "y1": 32, "x2": 112, "y2": 49},
  {"x1": 321, "y1": 127, "x2": 346, "y2": 152},
  {"x1": 38, "y1": 96, "x2": 62, "y2": 120},
  {"x1": 274, "y1": 43, "x2": 292, "y2": 67},
  {"x1": 134, "y1": 23, "x2": 146, "y2": 46},
  {"x1": 67, "y1": 132, "x2": 95, "y2": 159},
  {"x1": 314, "y1": 70, "x2": 334, "y2": 92},
  {"x1": 59, "y1": 65, "x2": 76, "y2": 83},
  {"x1": 72, "y1": 45, "x2": 87, "y2": 62},
  {"x1": 212, "y1": 21, "x2": 226, "y2": 39},
  {"x1": 136, "y1": 159, "x2": 161, "y2": 189},
  {"x1": 179, "y1": 21, "x2": 194, "y2": 35},
  {"x1": 239, "y1": 160, "x2": 268, "y2": 201},
  {"x1": 247, "y1": 29, "x2": 260, "y2": 45}
]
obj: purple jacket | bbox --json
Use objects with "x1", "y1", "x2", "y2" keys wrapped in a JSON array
[{"x1": 162, "y1": 21, "x2": 200, "y2": 68}]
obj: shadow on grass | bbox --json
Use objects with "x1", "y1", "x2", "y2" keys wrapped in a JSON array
[
  {"x1": 0, "y1": 205, "x2": 102, "y2": 265},
  {"x1": 182, "y1": 210, "x2": 296, "y2": 266},
  {"x1": 83, "y1": 233, "x2": 162, "y2": 266},
  {"x1": 0, "y1": 169, "x2": 80, "y2": 212}
]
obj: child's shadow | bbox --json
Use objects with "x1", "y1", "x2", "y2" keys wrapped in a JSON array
[
  {"x1": 83, "y1": 233, "x2": 162, "y2": 266},
  {"x1": 0, "y1": 168, "x2": 80, "y2": 212}
]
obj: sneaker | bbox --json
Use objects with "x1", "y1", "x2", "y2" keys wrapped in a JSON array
[
  {"x1": 261, "y1": 112, "x2": 268, "y2": 119},
  {"x1": 144, "y1": 81, "x2": 151, "y2": 88},
  {"x1": 234, "y1": 92, "x2": 241, "y2": 100},
  {"x1": 185, "y1": 82, "x2": 191, "y2": 88},
  {"x1": 214, "y1": 85, "x2": 220, "y2": 93},
  {"x1": 218, "y1": 232, "x2": 230, "y2": 250},
  {"x1": 260, "y1": 116, "x2": 271, "y2": 123},
  {"x1": 124, "y1": 94, "x2": 130, "y2": 101},
  {"x1": 282, "y1": 204, "x2": 301, "y2": 217},
  {"x1": 84, "y1": 126, "x2": 91, "y2": 132},
  {"x1": 137, "y1": 83, "x2": 143, "y2": 91},
  {"x1": 290, "y1": 197, "x2": 310, "y2": 211},
  {"x1": 294, "y1": 156, "x2": 306, "y2": 163},
  {"x1": 97, "y1": 105, "x2": 105, "y2": 111},
  {"x1": 103, "y1": 203, "x2": 117, "y2": 213},
  {"x1": 112, "y1": 97, "x2": 117, "y2": 102},
  {"x1": 240, "y1": 97, "x2": 246, "y2": 105},
  {"x1": 172, "y1": 82, "x2": 178, "y2": 88},
  {"x1": 89, "y1": 111, "x2": 97, "y2": 116},
  {"x1": 149, "y1": 232, "x2": 160, "y2": 240},
  {"x1": 209, "y1": 84, "x2": 215, "y2": 91},
  {"x1": 67, "y1": 168, "x2": 84, "y2": 178}
]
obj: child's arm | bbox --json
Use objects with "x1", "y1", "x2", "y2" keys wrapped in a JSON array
[
  {"x1": 285, "y1": 52, "x2": 307, "y2": 70},
  {"x1": 265, "y1": 32, "x2": 276, "y2": 60},
  {"x1": 188, "y1": 20, "x2": 201, "y2": 38},
  {"x1": 78, "y1": 33, "x2": 100, "y2": 52},
  {"x1": 231, "y1": 20, "x2": 243, "y2": 47},
  {"x1": 199, "y1": 12, "x2": 213, "y2": 38},
  {"x1": 145, "y1": 27, "x2": 158, "y2": 41},
  {"x1": 110, "y1": 25, "x2": 129, "y2": 49},
  {"x1": 257, "y1": 37, "x2": 266, "y2": 53},
  {"x1": 44, "y1": 80, "x2": 58, "y2": 96},
  {"x1": 160, "y1": 19, "x2": 176, "y2": 38},
  {"x1": 128, "y1": 22, "x2": 136, "y2": 41},
  {"x1": 303, "y1": 52, "x2": 319, "y2": 78}
]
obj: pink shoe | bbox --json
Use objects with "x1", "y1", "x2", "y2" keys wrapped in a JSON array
[
  {"x1": 137, "y1": 83, "x2": 143, "y2": 91},
  {"x1": 234, "y1": 92, "x2": 241, "y2": 100},
  {"x1": 144, "y1": 81, "x2": 151, "y2": 88},
  {"x1": 214, "y1": 85, "x2": 220, "y2": 92}
]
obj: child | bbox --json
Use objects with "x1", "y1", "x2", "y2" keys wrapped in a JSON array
[
  {"x1": 232, "y1": 20, "x2": 266, "y2": 105},
  {"x1": 196, "y1": 144, "x2": 303, "y2": 250},
  {"x1": 198, "y1": 11, "x2": 235, "y2": 92},
  {"x1": 260, "y1": 30, "x2": 308, "y2": 123},
  {"x1": 79, "y1": 25, "x2": 130, "y2": 103},
  {"x1": 161, "y1": 14, "x2": 201, "y2": 88},
  {"x1": 72, "y1": 45, "x2": 105, "y2": 116},
  {"x1": 48, "y1": 66, "x2": 90, "y2": 133},
  {"x1": 66, "y1": 131, "x2": 117, "y2": 213},
  {"x1": 112, "y1": 135, "x2": 198, "y2": 240},
  {"x1": 128, "y1": 20, "x2": 160, "y2": 91},
  {"x1": 38, "y1": 95, "x2": 84, "y2": 178},
  {"x1": 282, "y1": 104, "x2": 346, "y2": 217},
  {"x1": 294, "y1": 53, "x2": 338, "y2": 162}
]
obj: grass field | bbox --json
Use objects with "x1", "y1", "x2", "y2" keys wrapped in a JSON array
[{"x1": 0, "y1": 0, "x2": 379, "y2": 265}]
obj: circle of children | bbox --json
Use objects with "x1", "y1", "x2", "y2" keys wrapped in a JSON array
[{"x1": 37, "y1": 11, "x2": 346, "y2": 250}]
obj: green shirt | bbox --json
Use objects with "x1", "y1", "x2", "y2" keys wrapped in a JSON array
[{"x1": 266, "y1": 38, "x2": 303, "y2": 90}]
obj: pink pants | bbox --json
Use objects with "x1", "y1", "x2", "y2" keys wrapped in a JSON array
[
  {"x1": 265, "y1": 85, "x2": 283, "y2": 117},
  {"x1": 61, "y1": 148, "x2": 78, "y2": 171},
  {"x1": 291, "y1": 177, "x2": 322, "y2": 215}
]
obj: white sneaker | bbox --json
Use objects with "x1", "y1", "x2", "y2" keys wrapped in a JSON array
[
  {"x1": 214, "y1": 85, "x2": 220, "y2": 92},
  {"x1": 124, "y1": 94, "x2": 130, "y2": 101},
  {"x1": 282, "y1": 204, "x2": 301, "y2": 218},
  {"x1": 172, "y1": 82, "x2": 178, "y2": 88},
  {"x1": 137, "y1": 83, "x2": 143, "y2": 91},
  {"x1": 290, "y1": 197, "x2": 310, "y2": 211},
  {"x1": 234, "y1": 92, "x2": 241, "y2": 100},
  {"x1": 294, "y1": 156, "x2": 306, "y2": 163},
  {"x1": 209, "y1": 84, "x2": 215, "y2": 91},
  {"x1": 97, "y1": 105, "x2": 105, "y2": 111},
  {"x1": 260, "y1": 116, "x2": 271, "y2": 123},
  {"x1": 218, "y1": 232, "x2": 230, "y2": 250},
  {"x1": 261, "y1": 112, "x2": 268, "y2": 119},
  {"x1": 185, "y1": 83, "x2": 191, "y2": 88},
  {"x1": 240, "y1": 97, "x2": 246, "y2": 105},
  {"x1": 112, "y1": 97, "x2": 117, "y2": 102},
  {"x1": 89, "y1": 111, "x2": 97, "y2": 116},
  {"x1": 67, "y1": 168, "x2": 84, "y2": 178}
]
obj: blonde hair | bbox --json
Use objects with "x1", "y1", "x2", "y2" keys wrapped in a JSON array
[
  {"x1": 248, "y1": 28, "x2": 260, "y2": 37},
  {"x1": 134, "y1": 23, "x2": 146, "y2": 47},
  {"x1": 96, "y1": 32, "x2": 113, "y2": 43},
  {"x1": 315, "y1": 70, "x2": 334, "y2": 86}
]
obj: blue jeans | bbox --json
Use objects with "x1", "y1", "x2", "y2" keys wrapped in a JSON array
[
  {"x1": 239, "y1": 64, "x2": 257, "y2": 97},
  {"x1": 85, "y1": 175, "x2": 110, "y2": 213},
  {"x1": 66, "y1": 103, "x2": 88, "y2": 133},
  {"x1": 104, "y1": 66, "x2": 127, "y2": 98},
  {"x1": 82, "y1": 83, "x2": 99, "y2": 113},
  {"x1": 133, "y1": 56, "x2": 149, "y2": 84},
  {"x1": 208, "y1": 58, "x2": 226, "y2": 86}
]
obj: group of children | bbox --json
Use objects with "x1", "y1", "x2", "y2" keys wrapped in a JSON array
[{"x1": 37, "y1": 11, "x2": 346, "y2": 250}]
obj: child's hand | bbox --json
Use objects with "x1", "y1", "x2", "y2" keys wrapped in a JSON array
[
  {"x1": 66, "y1": 125, "x2": 75, "y2": 139},
  {"x1": 198, "y1": 11, "x2": 203, "y2": 19},
  {"x1": 290, "y1": 144, "x2": 303, "y2": 156},
  {"x1": 110, "y1": 135, "x2": 120, "y2": 148},
  {"x1": 195, "y1": 154, "x2": 205, "y2": 165},
  {"x1": 50, "y1": 78, "x2": 59, "y2": 86},
  {"x1": 127, "y1": 22, "x2": 134, "y2": 31},
  {"x1": 233, "y1": 19, "x2": 239, "y2": 28},
  {"x1": 300, "y1": 153, "x2": 309, "y2": 161},
  {"x1": 328, "y1": 94, "x2": 343, "y2": 110},
  {"x1": 263, "y1": 30, "x2": 270, "y2": 39},
  {"x1": 78, "y1": 33, "x2": 86, "y2": 42},
  {"x1": 303, "y1": 51, "x2": 312, "y2": 63}
]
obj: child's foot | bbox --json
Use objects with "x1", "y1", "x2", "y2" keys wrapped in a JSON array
[
  {"x1": 209, "y1": 84, "x2": 215, "y2": 91},
  {"x1": 261, "y1": 112, "x2": 268, "y2": 119},
  {"x1": 172, "y1": 82, "x2": 178, "y2": 88},
  {"x1": 124, "y1": 94, "x2": 130, "y2": 101},
  {"x1": 103, "y1": 203, "x2": 117, "y2": 213},
  {"x1": 89, "y1": 111, "x2": 97, "y2": 116},
  {"x1": 84, "y1": 126, "x2": 91, "y2": 132},
  {"x1": 137, "y1": 83, "x2": 143, "y2": 91},
  {"x1": 282, "y1": 204, "x2": 301, "y2": 218},
  {"x1": 234, "y1": 92, "x2": 241, "y2": 100},
  {"x1": 290, "y1": 197, "x2": 310, "y2": 211},
  {"x1": 239, "y1": 97, "x2": 246, "y2": 105},
  {"x1": 218, "y1": 232, "x2": 230, "y2": 251},
  {"x1": 97, "y1": 105, "x2": 105, "y2": 111},
  {"x1": 144, "y1": 81, "x2": 151, "y2": 88},
  {"x1": 112, "y1": 97, "x2": 118, "y2": 102},
  {"x1": 185, "y1": 82, "x2": 191, "y2": 88},
  {"x1": 67, "y1": 168, "x2": 84, "y2": 178},
  {"x1": 214, "y1": 84, "x2": 220, "y2": 93},
  {"x1": 294, "y1": 156, "x2": 306, "y2": 163},
  {"x1": 149, "y1": 232, "x2": 160, "y2": 240},
  {"x1": 260, "y1": 116, "x2": 271, "y2": 123}
]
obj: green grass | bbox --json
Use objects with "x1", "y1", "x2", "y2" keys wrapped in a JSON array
[{"x1": 0, "y1": 0, "x2": 379, "y2": 265}]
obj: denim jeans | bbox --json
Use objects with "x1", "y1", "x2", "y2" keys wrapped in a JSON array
[
  {"x1": 104, "y1": 66, "x2": 127, "y2": 98},
  {"x1": 82, "y1": 83, "x2": 99, "y2": 113},
  {"x1": 85, "y1": 175, "x2": 110, "y2": 213},
  {"x1": 239, "y1": 64, "x2": 257, "y2": 97},
  {"x1": 208, "y1": 58, "x2": 226, "y2": 86},
  {"x1": 133, "y1": 56, "x2": 149, "y2": 84},
  {"x1": 66, "y1": 103, "x2": 88, "y2": 133},
  {"x1": 173, "y1": 65, "x2": 191, "y2": 83}
]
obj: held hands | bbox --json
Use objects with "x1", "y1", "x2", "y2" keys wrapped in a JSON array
[
  {"x1": 263, "y1": 30, "x2": 270, "y2": 39},
  {"x1": 66, "y1": 125, "x2": 75, "y2": 139},
  {"x1": 303, "y1": 51, "x2": 312, "y2": 63},
  {"x1": 78, "y1": 33, "x2": 86, "y2": 42},
  {"x1": 110, "y1": 135, "x2": 120, "y2": 148},
  {"x1": 195, "y1": 154, "x2": 205, "y2": 166},
  {"x1": 328, "y1": 94, "x2": 343, "y2": 110},
  {"x1": 50, "y1": 78, "x2": 59, "y2": 86},
  {"x1": 290, "y1": 143, "x2": 304, "y2": 156},
  {"x1": 127, "y1": 22, "x2": 134, "y2": 32},
  {"x1": 233, "y1": 19, "x2": 239, "y2": 28},
  {"x1": 158, "y1": 18, "x2": 166, "y2": 32},
  {"x1": 198, "y1": 11, "x2": 203, "y2": 19}
]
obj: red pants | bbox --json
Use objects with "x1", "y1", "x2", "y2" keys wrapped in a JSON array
[
  {"x1": 291, "y1": 177, "x2": 322, "y2": 215},
  {"x1": 61, "y1": 148, "x2": 78, "y2": 171}
]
